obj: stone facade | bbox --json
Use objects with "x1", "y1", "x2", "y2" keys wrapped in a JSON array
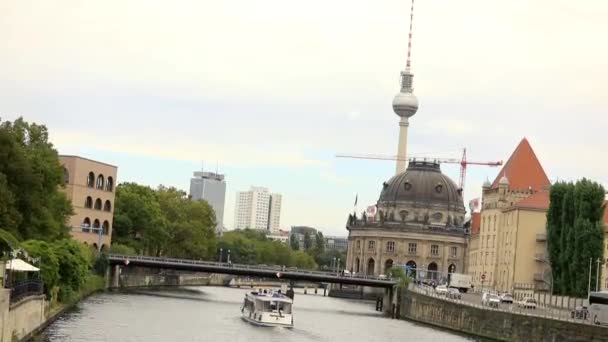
[
  {"x1": 0, "y1": 289, "x2": 46, "y2": 342},
  {"x1": 60, "y1": 155, "x2": 118, "y2": 249},
  {"x1": 346, "y1": 161, "x2": 468, "y2": 279}
]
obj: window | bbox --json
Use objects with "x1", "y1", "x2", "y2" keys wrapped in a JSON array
[
  {"x1": 84, "y1": 196, "x2": 93, "y2": 209},
  {"x1": 102, "y1": 221, "x2": 110, "y2": 235},
  {"x1": 386, "y1": 241, "x2": 395, "y2": 253},
  {"x1": 408, "y1": 242, "x2": 417, "y2": 254},
  {"x1": 368, "y1": 240, "x2": 376, "y2": 251},
  {"x1": 450, "y1": 246, "x2": 457, "y2": 258},
  {"x1": 93, "y1": 219, "x2": 100, "y2": 229},
  {"x1": 82, "y1": 217, "x2": 91, "y2": 230},
  {"x1": 96, "y1": 174, "x2": 104, "y2": 190},
  {"x1": 106, "y1": 176, "x2": 114, "y2": 191},
  {"x1": 87, "y1": 172, "x2": 95, "y2": 188},
  {"x1": 104, "y1": 200, "x2": 112, "y2": 212},
  {"x1": 63, "y1": 167, "x2": 70, "y2": 184},
  {"x1": 430, "y1": 244, "x2": 439, "y2": 256},
  {"x1": 94, "y1": 198, "x2": 102, "y2": 210}
]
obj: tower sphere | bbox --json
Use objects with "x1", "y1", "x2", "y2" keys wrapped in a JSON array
[{"x1": 392, "y1": 91, "x2": 419, "y2": 118}]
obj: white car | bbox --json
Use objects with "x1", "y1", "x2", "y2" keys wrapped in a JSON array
[
  {"x1": 482, "y1": 292, "x2": 500, "y2": 308},
  {"x1": 518, "y1": 297, "x2": 537, "y2": 309},
  {"x1": 435, "y1": 285, "x2": 448, "y2": 296}
]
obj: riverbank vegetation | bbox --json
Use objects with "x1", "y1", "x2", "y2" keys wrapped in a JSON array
[{"x1": 546, "y1": 179, "x2": 605, "y2": 297}]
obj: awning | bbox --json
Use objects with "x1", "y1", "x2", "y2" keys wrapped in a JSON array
[{"x1": 5, "y1": 259, "x2": 40, "y2": 272}]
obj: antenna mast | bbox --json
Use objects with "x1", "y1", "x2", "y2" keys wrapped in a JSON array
[{"x1": 406, "y1": 0, "x2": 415, "y2": 70}]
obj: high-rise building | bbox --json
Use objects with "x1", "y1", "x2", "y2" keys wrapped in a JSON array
[
  {"x1": 59, "y1": 155, "x2": 117, "y2": 249},
  {"x1": 234, "y1": 186, "x2": 282, "y2": 232},
  {"x1": 189, "y1": 171, "x2": 226, "y2": 234}
]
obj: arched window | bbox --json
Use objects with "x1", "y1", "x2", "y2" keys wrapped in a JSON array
[
  {"x1": 82, "y1": 217, "x2": 91, "y2": 232},
  {"x1": 96, "y1": 174, "x2": 104, "y2": 190},
  {"x1": 106, "y1": 176, "x2": 114, "y2": 192},
  {"x1": 93, "y1": 219, "x2": 100, "y2": 229},
  {"x1": 406, "y1": 260, "x2": 417, "y2": 278},
  {"x1": 448, "y1": 263, "x2": 456, "y2": 274},
  {"x1": 84, "y1": 196, "x2": 93, "y2": 209},
  {"x1": 63, "y1": 167, "x2": 70, "y2": 184},
  {"x1": 87, "y1": 172, "x2": 95, "y2": 188},
  {"x1": 100, "y1": 244, "x2": 108, "y2": 252},
  {"x1": 428, "y1": 262, "x2": 438, "y2": 280},
  {"x1": 384, "y1": 259, "x2": 394, "y2": 274},
  {"x1": 94, "y1": 198, "x2": 102, "y2": 210},
  {"x1": 104, "y1": 200, "x2": 112, "y2": 212},
  {"x1": 355, "y1": 258, "x2": 360, "y2": 273},
  {"x1": 367, "y1": 258, "x2": 375, "y2": 276},
  {"x1": 102, "y1": 220, "x2": 110, "y2": 235}
]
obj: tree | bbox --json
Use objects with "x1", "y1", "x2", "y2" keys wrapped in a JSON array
[
  {"x1": 314, "y1": 231, "x2": 325, "y2": 256},
  {"x1": 546, "y1": 179, "x2": 605, "y2": 296},
  {"x1": 22, "y1": 240, "x2": 60, "y2": 297},
  {"x1": 0, "y1": 118, "x2": 73, "y2": 241},
  {"x1": 303, "y1": 232, "x2": 313, "y2": 251},
  {"x1": 289, "y1": 234, "x2": 300, "y2": 251}
]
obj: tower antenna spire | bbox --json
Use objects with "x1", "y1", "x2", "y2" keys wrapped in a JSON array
[{"x1": 406, "y1": 0, "x2": 415, "y2": 70}]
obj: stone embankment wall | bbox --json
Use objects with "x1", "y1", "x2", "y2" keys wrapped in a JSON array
[
  {"x1": 400, "y1": 289, "x2": 608, "y2": 342},
  {"x1": 0, "y1": 289, "x2": 46, "y2": 342},
  {"x1": 114, "y1": 266, "x2": 228, "y2": 288}
]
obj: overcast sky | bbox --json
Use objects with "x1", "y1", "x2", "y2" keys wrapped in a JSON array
[{"x1": 2, "y1": 0, "x2": 607, "y2": 236}]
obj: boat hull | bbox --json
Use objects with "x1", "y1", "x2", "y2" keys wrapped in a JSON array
[{"x1": 241, "y1": 315, "x2": 293, "y2": 328}]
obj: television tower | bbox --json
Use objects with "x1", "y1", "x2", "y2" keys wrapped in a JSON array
[{"x1": 392, "y1": 0, "x2": 419, "y2": 174}]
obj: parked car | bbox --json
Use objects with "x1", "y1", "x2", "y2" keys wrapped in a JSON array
[
  {"x1": 435, "y1": 285, "x2": 448, "y2": 296},
  {"x1": 482, "y1": 292, "x2": 500, "y2": 308},
  {"x1": 447, "y1": 288, "x2": 462, "y2": 300},
  {"x1": 571, "y1": 306, "x2": 588, "y2": 320},
  {"x1": 518, "y1": 297, "x2": 537, "y2": 309},
  {"x1": 500, "y1": 293, "x2": 514, "y2": 304}
]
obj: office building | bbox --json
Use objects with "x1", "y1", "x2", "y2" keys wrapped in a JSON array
[
  {"x1": 234, "y1": 186, "x2": 282, "y2": 232},
  {"x1": 190, "y1": 171, "x2": 226, "y2": 234}
]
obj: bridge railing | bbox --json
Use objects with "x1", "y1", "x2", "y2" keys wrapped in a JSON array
[{"x1": 106, "y1": 254, "x2": 394, "y2": 283}]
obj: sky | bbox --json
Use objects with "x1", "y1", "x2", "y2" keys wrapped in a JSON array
[{"x1": 1, "y1": 0, "x2": 607, "y2": 236}]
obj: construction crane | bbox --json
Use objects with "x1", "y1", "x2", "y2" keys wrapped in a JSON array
[{"x1": 335, "y1": 148, "x2": 503, "y2": 191}]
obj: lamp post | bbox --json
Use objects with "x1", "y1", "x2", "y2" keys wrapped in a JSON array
[
  {"x1": 219, "y1": 248, "x2": 223, "y2": 263},
  {"x1": 337, "y1": 258, "x2": 341, "y2": 275},
  {"x1": 227, "y1": 249, "x2": 231, "y2": 264}
]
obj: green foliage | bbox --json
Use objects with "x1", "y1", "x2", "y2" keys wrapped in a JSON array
[
  {"x1": 388, "y1": 267, "x2": 410, "y2": 288},
  {"x1": 21, "y1": 240, "x2": 60, "y2": 297},
  {"x1": 303, "y1": 232, "x2": 312, "y2": 251},
  {"x1": 289, "y1": 234, "x2": 300, "y2": 250},
  {"x1": 546, "y1": 179, "x2": 605, "y2": 296},
  {"x1": 0, "y1": 228, "x2": 19, "y2": 257},
  {"x1": 314, "y1": 231, "x2": 325, "y2": 256},
  {"x1": 112, "y1": 183, "x2": 217, "y2": 259},
  {"x1": 108, "y1": 243, "x2": 137, "y2": 255},
  {"x1": 0, "y1": 118, "x2": 73, "y2": 241},
  {"x1": 217, "y1": 229, "x2": 317, "y2": 269}
]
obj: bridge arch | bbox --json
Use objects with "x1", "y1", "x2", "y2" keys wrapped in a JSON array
[{"x1": 366, "y1": 258, "x2": 375, "y2": 276}]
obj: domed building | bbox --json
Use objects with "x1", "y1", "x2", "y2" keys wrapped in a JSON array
[{"x1": 345, "y1": 160, "x2": 469, "y2": 280}]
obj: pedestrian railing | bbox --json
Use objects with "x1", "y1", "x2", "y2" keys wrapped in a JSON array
[
  {"x1": 9, "y1": 279, "x2": 43, "y2": 304},
  {"x1": 106, "y1": 254, "x2": 395, "y2": 283},
  {"x1": 409, "y1": 284, "x2": 603, "y2": 327}
]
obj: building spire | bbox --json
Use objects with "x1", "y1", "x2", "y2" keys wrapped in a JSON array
[{"x1": 406, "y1": 0, "x2": 415, "y2": 70}]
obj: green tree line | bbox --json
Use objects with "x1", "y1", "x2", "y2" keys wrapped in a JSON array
[
  {"x1": 546, "y1": 179, "x2": 605, "y2": 297},
  {"x1": 0, "y1": 117, "x2": 99, "y2": 304}
]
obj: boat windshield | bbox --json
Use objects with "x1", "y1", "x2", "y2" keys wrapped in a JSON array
[{"x1": 262, "y1": 300, "x2": 292, "y2": 314}]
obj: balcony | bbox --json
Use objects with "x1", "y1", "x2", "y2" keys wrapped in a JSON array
[
  {"x1": 428, "y1": 253, "x2": 441, "y2": 259},
  {"x1": 536, "y1": 233, "x2": 546, "y2": 242},
  {"x1": 534, "y1": 254, "x2": 547, "y2": 262},
  {"x1": 533, "y1": 273, "x2": 547, "y2": 282},
  {"x1": 407, "y1": 250, "x2": 418, "y2": 256}
]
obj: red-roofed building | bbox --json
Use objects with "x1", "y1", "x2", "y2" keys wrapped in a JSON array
[{"x1": 466, "y1": 139, "x2": 551, "y2": 297}]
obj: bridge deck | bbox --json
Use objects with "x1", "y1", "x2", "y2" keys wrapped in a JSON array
[{"x1": 106, "y1": 254, "x2": 396, "y2": 288}]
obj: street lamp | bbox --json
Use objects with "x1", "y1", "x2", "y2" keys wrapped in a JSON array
[
  {"x1": 337, "y1": 258, "x2": 341, "y2": 275},
  {"x1": 227, "y1": 249, "x2": 231, "y2": 264},
  {"x1": 81, "y1": 224, "x2": 103, "y2": 253},
  {"x1": 219, "y1": 248, "x2": 223, "y2": 262}
]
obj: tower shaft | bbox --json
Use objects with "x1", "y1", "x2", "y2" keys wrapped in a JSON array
[{"x1": 395, "y1": 118, "x2": 410, "y2": 174}]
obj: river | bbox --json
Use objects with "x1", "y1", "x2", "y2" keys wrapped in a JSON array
[{"x1": 39, "y1": 287, "x2": 478, "y2": 342}]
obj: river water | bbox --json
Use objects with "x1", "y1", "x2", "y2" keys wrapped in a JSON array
[{"x1": 39, "y1": 287, "x2": 477, "y2": 342}]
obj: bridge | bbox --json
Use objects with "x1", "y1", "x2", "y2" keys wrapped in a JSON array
[{"x1": 106, "y1": 254, "x2": 397, "y2": 289}]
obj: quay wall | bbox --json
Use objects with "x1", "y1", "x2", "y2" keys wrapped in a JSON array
[
  {"x1": 0, "y1": 289, "x2": 46, "y2": 342},
  {"x1": 400, "y1": 288, "x2": 608, "y2": 342}
]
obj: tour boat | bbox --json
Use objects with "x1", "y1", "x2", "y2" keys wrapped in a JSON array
[{"x1": 241, "y1": 291, "x2": 294, "y2": 328}]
